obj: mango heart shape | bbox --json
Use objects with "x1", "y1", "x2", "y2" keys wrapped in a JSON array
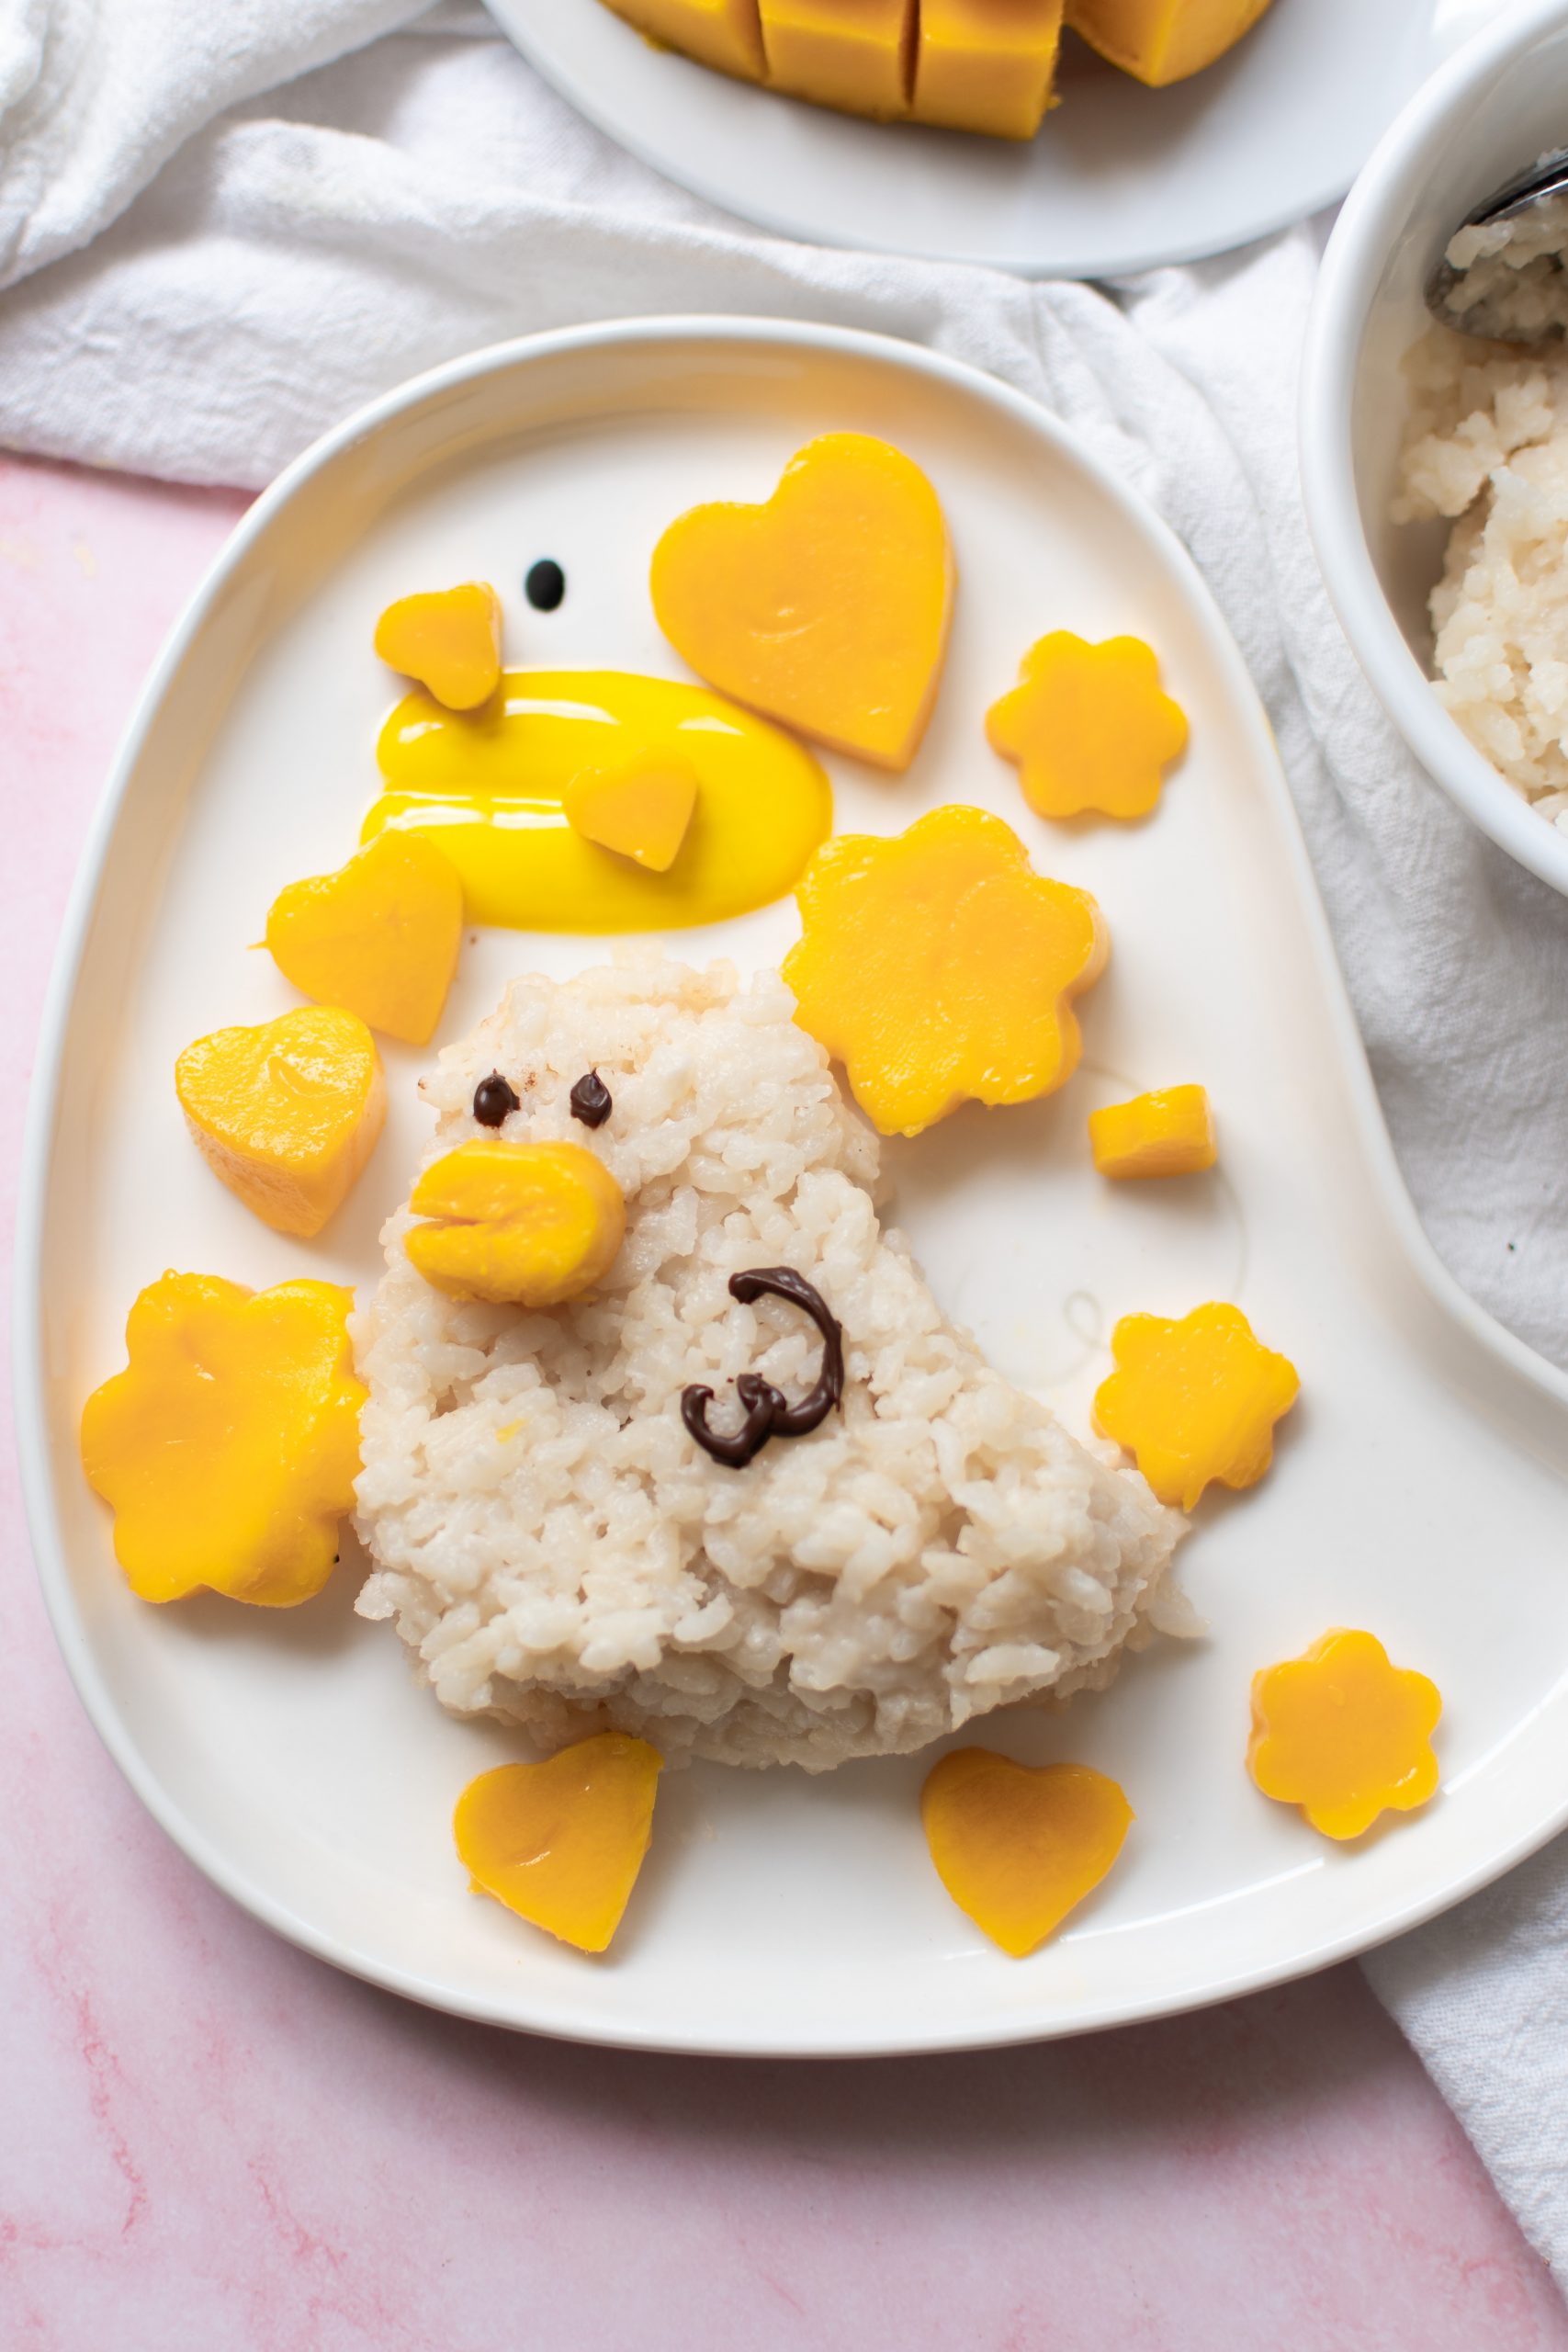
[
  {"x1": 454, "y1": 1733, "x2": 664, "y2": 1953},
  {"x1": 561, "y1": 750, "x2": 698, "y2": 872},
  {"x1": 175, "y1": 1005, "x2": 385, "y2": 1239},
  {"x1": 265, "y1": 830, "x2": 464, "y2": 1046},
  {"x1": 374, "y1": 581, "x2": 502, "y2": 711},
  {"x1": 650, "y1": 432, "x2": 954, "y2": 772},
  {"x1": 921, "y1": 1749, "x2": 1133, "y2": 1956}
]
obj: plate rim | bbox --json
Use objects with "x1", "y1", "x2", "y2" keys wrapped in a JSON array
[
  {"x1": 16, "y1": 313, "x2": 1568, "y2": 2056},
  {"x1": 488, "y1": 0, "x2": 1437, "y2": 279}
]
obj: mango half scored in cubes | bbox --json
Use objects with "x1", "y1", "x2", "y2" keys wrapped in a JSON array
[{"x1": 599, "y1": 0, "x2": 1273, "y2": 130}]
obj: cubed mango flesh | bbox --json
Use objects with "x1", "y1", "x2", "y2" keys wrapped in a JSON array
[
  {"x1": 599, "y1": 0, "x2": 764, "y2": 79},
  {"x1": 1089, "y1": 1085, "x2": 1215, "y2": 1179},
  {"x1": 175, "y1": 1005, "x2": 385, "y2": 1239},
  {"x1": 913, "y1": 0, "x2": 1064, "y2": 140},
  {"x1": 265, "y1": 829, "x2": 464, "y2": 1046},
  {"x1": 1065, "y1": 0, "x2": 1275, "y2": 86},
  {"x1": 759, "y1": 0, "x2": 914, "y2": 120}
]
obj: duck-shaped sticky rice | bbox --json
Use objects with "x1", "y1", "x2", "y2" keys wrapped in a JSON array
[{"x1": 352, "y1": 956, "x2": 1187, "y2": 1770}]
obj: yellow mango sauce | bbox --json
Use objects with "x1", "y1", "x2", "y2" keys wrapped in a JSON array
[{"x1": 365, "y1": 670, "x2": 833, "y2": 932}]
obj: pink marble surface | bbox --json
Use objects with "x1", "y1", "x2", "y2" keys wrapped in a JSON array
[{"x1": 3, "y1": 452, "x2": 1566, "y2": 2352}]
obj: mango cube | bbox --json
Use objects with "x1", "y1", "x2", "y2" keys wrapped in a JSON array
[
  {"x1": 1065, "y1": 0, "x2": 1275, "y2": 86},
  {"x1": 913, "y1": 0, "x2": 1064, "y2": 140},
  {"x1": 759, "y1": 0, "x2": 914, "y2": 119},
  {"x1": 1089, "y1": 1085, "x2": 1215, "y2": 1180},
  {"x1": 599, "y1": 0, "x2": 764, "y2": 78}
]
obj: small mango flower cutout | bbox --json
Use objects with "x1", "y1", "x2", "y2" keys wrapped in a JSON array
[
  {"x1": 1248, "y1": 1629, "x2": 1441, "y2": 1841},
  {"x1": 986, "y1": 631, "x2": 1189, "y2": 821},
  {"x1": 782, "y1": 803, "x2": 1108, "y2": 1137},
  {"x1": 1092, "y1": 1301, "x2": 1299, "y2": 1510}
]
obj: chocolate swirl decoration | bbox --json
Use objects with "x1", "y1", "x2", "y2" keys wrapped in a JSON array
[{"x1": 682, "y1": 1266, "x2": 845, "y2": 1469}]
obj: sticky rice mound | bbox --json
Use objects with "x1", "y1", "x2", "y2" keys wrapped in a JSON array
[{"x1": 352, "y1": 956, "x2": 1187, "y2": 1770}]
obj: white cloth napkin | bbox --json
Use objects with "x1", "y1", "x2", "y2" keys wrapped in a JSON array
[{"x1": 7, "y1": 0, "x2": 1568, "y2": 2281}]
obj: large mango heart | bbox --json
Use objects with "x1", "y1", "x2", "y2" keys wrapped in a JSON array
[
  {"x1": 649, "y1": 432, "x2": 954, "y2": 773},
  {"x1": 921, "y1": 1749, "x2": 1133, "y2": 1956},
  {"x1": 175, "y1": 1005, "x2": 385, "y2": 1239},
  {"x1": 455, "y1": 1733, "x2": 664, "y2": 1953},
  {"x1": 265, "y1": 829, "x2": 464, "y2": 1046}
]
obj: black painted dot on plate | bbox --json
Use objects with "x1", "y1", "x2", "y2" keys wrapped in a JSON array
[{"x1": 525, "y1": 559, "x2": 565, "y2": 612}]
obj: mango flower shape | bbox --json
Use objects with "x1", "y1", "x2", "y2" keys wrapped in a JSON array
[
  {"x1": 783, "y1": 804, "x2": 1108, "y2": 1136},
  {"x1": 1093, "y1": 1301, "x2": 1299, "y2": 1510},
  {"x1": 79, "y1": 1272, "x2": 366, "y2": 1606},
  {"x1": 987, "y1": 631, "x2": 1189, "y2": 821},
  {"x1": 1248, "y1": 1629, "x2": 1441, "y2": 1841}
]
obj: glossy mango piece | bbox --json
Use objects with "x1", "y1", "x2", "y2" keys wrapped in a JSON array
[
  {"x1": 265, "y1": 829, "x2": 464, "y2": 1046},
  {"x1": 921, "y1": 1750, "x2": 1133, "y2": 1956},
  {"x1": 374, "y1": 582, "x2": 502, "y2": 711},
  {"x1": 560, "y1": 751, "x2": 698, "y2": 872},
  {"x1": 987, "y1": 631, "x2": 1188, "y2": 822},
  {"x1": 760, "y1": 0, "x2": 914, "y2": 119},
  {"x1": 784, "y1": 804, "x2": 1107, "y2": 1136},
  {"x1": 1066, "y1": 0, "x2": 1275, "y2": 85},
  {"x1": 1093, "y1": 1301, "x2": 1298, "y2": 1511},
  {"x1": 651, "y1": 434, "x2": 954, "y2": 772},
  {"x1": 406, "y1": 1138, "x2": 626, "y2": 1306},
  {"x1": 367, "y1": 671, "x2": 830, "y2": 933},
  {"x1": 176, "y1": 1005, "x2": 385, "y2": 1239},
  {"x1": 913, "y1": 0, "x2": 1064, "y2": 139},
  {"x1": 456, "y1": 1734, "x2": 664, "y2": 1953},
  {"x1": 1248, "y1": 1629, "x2": 1441, "y2": 1842},
  {"x1": 600, "y1": 0, "x2": 764, "y2": 77},
  {"x1": 79, "y1": 1272, "x2": 365, "y2": 1606},
  {"x1": 1089, "y1": 1085, "x2": 1215, "y2": 1180}
]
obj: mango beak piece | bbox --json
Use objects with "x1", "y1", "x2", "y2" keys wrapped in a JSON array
[
  {"x1": 560, "y1": 750, "x2": 699, "y2": 872},
  {"x1": 405, "y1": 1137, "x2": 626, "y2": 1306}
]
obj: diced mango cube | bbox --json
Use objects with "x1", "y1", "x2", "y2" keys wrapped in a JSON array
[
  {"x1": 599, "y1": 0, "x2": 764, "y2": 79},
  {"x1": 175, "y1": 1005, "x2": 385, "y2": 1239},
  {"x1": 913, "y1": 0, "x2": 1064, "y2": 140},
  {"x1": 1066, "y1": 0, "x2": 1275, "y2": 86},
  {"x1": 1089, "y1": 1085, "x2": 1215, "y2": 1179},
  {"x1": 759, "y1": 0, "x2": 914, "y2": 119}
]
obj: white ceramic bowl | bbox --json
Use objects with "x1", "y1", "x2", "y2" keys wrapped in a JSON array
[{"x1": 1301, "y1": 0, "x2": 1568, "y2": 898}]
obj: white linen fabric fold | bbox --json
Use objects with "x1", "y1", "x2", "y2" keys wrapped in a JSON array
[{"x1": 6, "y1": 0, "x2": 1568, "y2": 2281}]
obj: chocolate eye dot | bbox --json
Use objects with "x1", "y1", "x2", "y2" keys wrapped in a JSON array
[
  {"x1": 473, "y1": 1072, "x2": 521, "y2": 1127},
  {"x1": 569, "y1": 1071, "x2": 612, "y2": 1128},
  {"x1": 525, "y1": 559, "x2": 565, "y2": 613}
]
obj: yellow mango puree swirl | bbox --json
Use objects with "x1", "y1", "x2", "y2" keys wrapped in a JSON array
[{"x1": 366, "y1": 670, "x2": 833, "y2": 932}]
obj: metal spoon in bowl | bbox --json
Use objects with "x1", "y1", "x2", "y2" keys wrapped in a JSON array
[{"x1": 1427, "y1": 144, "x2": 1568, "y2": 343}]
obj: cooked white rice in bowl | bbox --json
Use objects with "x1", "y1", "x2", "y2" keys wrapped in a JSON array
[
  {"x1": 351, "y1": 953, "x2": 1188, "y2": 1771},
  {"x1": 1397, "y1": 198, "x2": 1568, "y2": 820}
]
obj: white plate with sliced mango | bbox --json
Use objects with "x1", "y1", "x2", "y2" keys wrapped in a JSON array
[
  {"x1": 18, "y1": 317, "x2": 1568, "y2": 2056},
  {"x1": 491, "y1": 0, "x2": 1497, "y2": 277}
]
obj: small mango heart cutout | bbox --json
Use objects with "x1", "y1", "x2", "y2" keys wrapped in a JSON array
[
  {"x1": 265, "y1": 829, "x2": 464, "y2": 1046},
  {"x1": 649, "y1": 432, "x2": 954, "y2": 773},
  {"x1": 175, "y1": 1005, "x2": 385, "y2": 1239},
  {"x1": 373, "y1": 580, "x2": 502, "y2": 710},
  {"x1": 561, "y1": 750, "x2": 698, "y2": 871},
  {"x1": 454, "y1": 1732, "x2": 664, "y2": 1953},
  {"x1": 921, "y1": 1749, "x2": 1133, "y2": 1956}
]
